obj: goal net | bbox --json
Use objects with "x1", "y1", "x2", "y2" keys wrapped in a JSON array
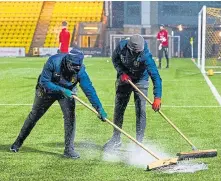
[
  {"x1": 110, "y1": 34, "x2": 180, "y2": 59},
  {"x1": 198, "y1": 6, "x2": 221, "y2": 74}
]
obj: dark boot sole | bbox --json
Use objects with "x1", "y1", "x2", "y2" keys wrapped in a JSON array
[
  {"x1": 63, "y1": 154, "x2": 80, "y2": 159},
  {"x1": 10, "y1": 147, "x2": 19, "y2": 153},
  {"x1": 103, "y1": 142, "x2": 122, "y2": 151}
]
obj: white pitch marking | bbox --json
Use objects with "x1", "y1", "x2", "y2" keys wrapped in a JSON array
[
  {"x1": 192, "y1": 60, "x2": 221, "y2": 106},
  {"x1": 91, "y1": 79, "x2": 204, "y2": 82},
  {"x1": 202, "y1": 73, "x2": 221, "y2": 106},
  {"x1": 0, "y1": 103, "x2": 219, "y2": 108}
]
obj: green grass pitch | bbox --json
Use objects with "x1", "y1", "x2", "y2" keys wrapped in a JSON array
[{"x1": 0, "y1": 57, "x2": 220, "y2": 181}]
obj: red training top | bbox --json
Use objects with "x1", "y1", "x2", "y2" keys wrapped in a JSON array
[
  {"x1": 59, "y1": 28, "x2": 70, "y2": 53},
  {"x1": 157, "y1": 29, "x2": 168, "y2": 47}
]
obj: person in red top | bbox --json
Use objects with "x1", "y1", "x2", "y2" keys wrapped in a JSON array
[
  {"x1": 59, "y1": 21, "x2": 70, "y2": 53},
  {"x1": 157, "y1": 24, "x2": 169, "y2": 69}
]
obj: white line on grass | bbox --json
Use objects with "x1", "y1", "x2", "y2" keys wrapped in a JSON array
[
  {"x1": 193, "y1": 61, "x2": 221, "y2": 106},
  {"x1": 0, "y1": 103, "x2": 219, "y2": 108},
  {"x1": 91, "y1": 79, "x2": 203, "y2": 82},
  {"x1": 202, "y1": 73, "x2": 221, "y2": 106}
]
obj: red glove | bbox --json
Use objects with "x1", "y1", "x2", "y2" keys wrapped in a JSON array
[
  {"x1": 120, "y1": 73, "x2": 131, "y2": 82},
  {"x1": 152, "y1": 98, "x2": 161, "y2": 112}
]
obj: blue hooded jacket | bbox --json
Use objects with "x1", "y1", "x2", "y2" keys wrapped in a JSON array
[
  {"x1": 112, "y1": 40, "x2": 162, "y2": 98},
  {"x1": 39, "y1": 48, "x2": 103, "y2": 110}
]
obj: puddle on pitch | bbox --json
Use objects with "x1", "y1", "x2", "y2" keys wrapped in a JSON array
[
  {"x1": 156, "y1": 160, "x2": 208, "y2": 174},
  {"x1": 102, "y1": 142, "x2": 208, "y2": 174}
]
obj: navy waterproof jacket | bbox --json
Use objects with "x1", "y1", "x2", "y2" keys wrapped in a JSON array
[
  {"x1": 39, "y1": 52, "x2": 103, "y2": 110},
  {"x1": 112, "y1": 40, "x2": 162, "y2": 98}
]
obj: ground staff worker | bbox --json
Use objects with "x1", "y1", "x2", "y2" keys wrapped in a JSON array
[
  {"x1": 104, "y1": 35, "x2": 162, "y2": 150},
  {"x1": 11, "y1": 48, "x2": 107, "y2": 159}
]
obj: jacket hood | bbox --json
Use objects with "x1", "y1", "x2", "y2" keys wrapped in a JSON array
[{"x1": 67, "y1": 48, "x2": 84, "y2": 65}]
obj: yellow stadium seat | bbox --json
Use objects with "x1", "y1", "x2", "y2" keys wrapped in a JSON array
[
  {"x1": 41, "y1": 1, "x2": 104, "y2": 48},
  {"x1": 0, "y1": 1, "x2": 42, "y2": 53}
]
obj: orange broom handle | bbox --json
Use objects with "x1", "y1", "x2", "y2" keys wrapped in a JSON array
[
  {"x1": 72, "y1": 95, "x2": 161, "y2": 160},
  {"x1": 128, "y1": 79, "x2": 197, "y2": 150}
]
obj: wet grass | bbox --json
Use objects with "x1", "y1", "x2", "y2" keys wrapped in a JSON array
[{"x1": 0, "y1": 57, "x2": 220, "y2": 181}]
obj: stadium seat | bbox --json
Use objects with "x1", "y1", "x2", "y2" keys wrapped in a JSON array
[
  {"x1": 0, "y1": 1, "x2": 104, "y2": 50},
  {"x1": 44, "y1": 1, "x2": 103, "y2": 47},
  {"x1": 0, "y1": 1, "x2": 43, "y2": 53}
]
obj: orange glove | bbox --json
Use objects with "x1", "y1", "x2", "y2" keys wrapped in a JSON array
[
  {"x1": 152, "y1": 98, "x2": 161, "y2": 112},
  {"x1": 120, "y1": 73, "x2": 131, "y2": 82}
]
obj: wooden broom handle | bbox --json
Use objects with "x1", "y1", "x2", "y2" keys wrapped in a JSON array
[
  {"x1": 128, "y1": 80, "x2": 197, "y2": 150},
  {"x1": 72, "y1": 95, "x2": 161, "y2": 160}
]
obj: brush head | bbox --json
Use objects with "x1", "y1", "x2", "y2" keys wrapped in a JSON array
[
  {"x1": 177, "y1": 149, "x2": 217, "y2": 160},
  {"x1": 146, "y1": 157, "x2": 178, "y2": 171}
]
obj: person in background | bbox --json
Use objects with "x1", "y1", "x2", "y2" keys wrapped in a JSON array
[
  {"x1": 157, "y1": 24, "x2": 169, "y2": 69},
  {"x1": 58, "y1": 21, "x2": 70, "y2": 53}
]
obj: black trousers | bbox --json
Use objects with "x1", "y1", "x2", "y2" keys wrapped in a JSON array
[
  {"x1": 158, "y1": 46, "x2": 169, "y2": 66},
  {"x1": 113, "y1": 79, "x2": 148, "y2": 142},
  {"x1": 14, "y1": 87, "x2": 76, "y2": 151}
]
